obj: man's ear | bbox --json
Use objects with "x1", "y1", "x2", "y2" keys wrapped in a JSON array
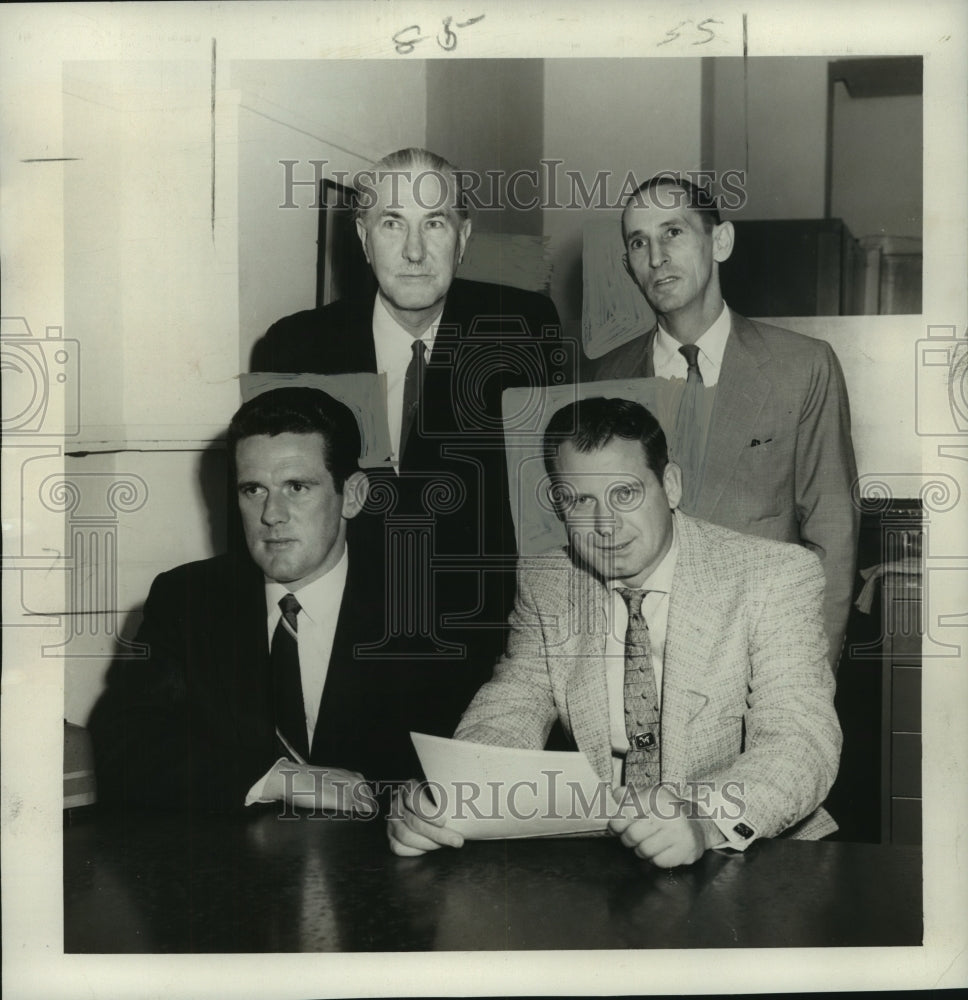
[
  {"x1": 662, "y1": 462, "x2": 683, "y2": 510},
  {"x1": 621, "y1": 253, "x2": 634, "y2": 281},
  {"x1": 341, "y1": 471, "x2": 369, "y2": 520},
  {"x1": 355, "y1": 217, "x2": 371, "y2": 264},
  {"x1": 712, "y1": 220, "x2": 734, "y2": 263},
  {"x1": 457, "y1": 217, "x2": 472, "y2": 265}
]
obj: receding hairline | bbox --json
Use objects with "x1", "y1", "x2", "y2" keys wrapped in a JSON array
[
  {"x1": 621, "y1": 178, "x2": 719, "y2": 236},
  {"x1": 354, "y1": 149, "x2": 469, "y2": 221}
]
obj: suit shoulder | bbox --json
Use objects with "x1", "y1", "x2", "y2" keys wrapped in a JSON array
[
  {"x1": 149, "y1": 554, "x2": 251, "y2": 596},
  {"x1": 516, "y1": 549, "x2": 585, "y2": 599},
  {"x1": 252, "y1": 297, "x2": 372, "y2": 372},
  {"x1": 261, "y1": 297, "x2": 364, "y2": 341},
  {"x1": 451, "y1": 278, "x2": 559, "y2": 319},
  {"x1": 737, "y1": 314, "x2": 838, "y2": 364},
  {"x1": 680, "y1": 514, "x2": 822, "y2": 576},
  {"x1": 583, "y1": 332, "x2": 651, "y2": 381}
]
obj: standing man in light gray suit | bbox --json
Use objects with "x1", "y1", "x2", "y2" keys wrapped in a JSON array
[
  {"x1": 388, "y1": 398, "x2": 842, "y2": 868},
  {"x1": 584, "y1": 175, "x2": 858, "y2": 668}
]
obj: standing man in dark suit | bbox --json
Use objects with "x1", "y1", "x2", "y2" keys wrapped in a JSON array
[
  {"x1": 251, "y1": 148, "x2": 569, "y2": 723},
  {"x1": 90, "y1": 387, "x2": 437, "y2": 813},
  {"x1": 584, "y1": 175, "x2": 858, "y2": 666}
]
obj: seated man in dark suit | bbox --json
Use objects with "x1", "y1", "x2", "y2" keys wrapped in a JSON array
[
  {"x1": 90, "y1": 387, "x2": 437, "y2": 813},
  {"x1": 388, "y1": 398, "x2": 842, "y2": 867},
  {"x1": 251, "y1": 147, "x2": 571, "y2": 729}
]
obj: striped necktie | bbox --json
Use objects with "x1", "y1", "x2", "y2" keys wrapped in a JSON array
[{"x1": 272, "y1": 593, "x2": 309, "y2": 761}]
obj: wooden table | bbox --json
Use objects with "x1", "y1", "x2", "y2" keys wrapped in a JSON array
[{"x1": 64, "y1": 807, "x2": 922, "y2": 952}]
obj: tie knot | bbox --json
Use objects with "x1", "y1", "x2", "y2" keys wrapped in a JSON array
[
  {"x1": 279, "y1": 593, "x2": 301, "y2": 631},
  {"x1": 616, "y1": 586, "x2": 647, "y2": 618},
  {"x1": 411, "y1": 338, "x2": 426, "y2": 363},
  {"x1": 678, "y1": 343, "x2": 703, "y2": 383}
]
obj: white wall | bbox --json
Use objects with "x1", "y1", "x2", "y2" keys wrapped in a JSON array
[
  {"x1": 427, "y1": 59, "x2": 545, "y2": 237},
  {"x1": 231, "y1": 60, "x2": 427, "y2": 367},
  {"x1": 63, "y1": 61, "x2": 241, "y2": 448},
  {"x1": 831, "y1": 86, "x2": 922, "y2": 239},
  {"x1": 707, "y1": 56, "x2": 829, "y2": 219},
  {"x1": 764, "y1": 315, "x2": 924, "y2": 480},
  {"x1": 542, "y1": 58, "x2": 704, "y2": 326}
]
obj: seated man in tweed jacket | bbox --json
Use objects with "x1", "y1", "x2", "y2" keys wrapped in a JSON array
[{"x1": 388, "y1": 396, "x2": 841, "y2": 867}]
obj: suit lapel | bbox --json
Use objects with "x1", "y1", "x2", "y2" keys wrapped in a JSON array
[
  {"x1": 223, "y1": 560, "x2": 274, "y2": 753},
  {"x1": 308, "y1": 548, "x2": 369, "y2": 762},
  {"x1": 697, "y1": 311, "x2": 772, "y2": 518},
  {"x1": 639, "y1": 326, "x2": 658, "y2": 378},
  {"x1": 660, "y1": 516, "x2": 724, "y2": 779},
  {"x1": 562, "y1": 567, "x2": 613, "y2": 782},
  {"x1": 347, "y1": 296, "x2": 379, "y2": 373}
]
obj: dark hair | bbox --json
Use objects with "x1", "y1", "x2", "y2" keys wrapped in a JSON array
[
  {"x1": 623, "y1": 173, "x2": 721, "y2": 233},
  {"x1": 543, "y1": 397, "x2": 669, "y2": 482},
  {"x1": 227, "y1": 387, "x2": 361, "y2": 492},
  {"x1": 353, "y1": 146, "x2": 469, "y2": 221}
]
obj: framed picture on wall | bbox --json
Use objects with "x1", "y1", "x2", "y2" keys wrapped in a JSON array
[{"x1": 316, "y1": 177, "x2": 375, "y2": 307}]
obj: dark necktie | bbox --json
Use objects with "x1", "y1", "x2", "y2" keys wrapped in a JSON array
[
  {"x1": 674, "y1": 343, "x2": 705, "y2": 510},
  {"x1": 616, "y1": 587, "x2": 661, "y2": 788},
  {"x1": 272, "y1": 593, "x2": 309, "y2": 761},
  {"x1": 400, "y1": 338, "x2": 427, "y2": 462}
]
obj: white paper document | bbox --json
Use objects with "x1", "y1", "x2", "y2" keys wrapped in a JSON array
[{"x1": 411, "y1": 733, "x2": 619, "y2": 840}]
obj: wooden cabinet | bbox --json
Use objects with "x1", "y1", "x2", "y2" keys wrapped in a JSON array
[
  {"x1": 719, "y1": 218, "x2": 922, "y2": 317},
  {"x1": 719, "y1": 218, "x2": 867, "y2": 317},
  {"x1": 828, "y1": 501, "x2": 921, "y2": 844}
]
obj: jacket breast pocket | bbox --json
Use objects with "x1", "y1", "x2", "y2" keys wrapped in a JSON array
[{"x1": 729, "y1": 436, "x2": 789, "y2": 519}]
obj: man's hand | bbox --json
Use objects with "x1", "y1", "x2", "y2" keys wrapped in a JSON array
[
  {"x1": 387, "y1": 779, "x2": 464, "y2": 857},
  {"x1": 608, "y1": 783, "x2": 725, "y2": 868},
  {"x1": 262, "y1": 760, "x2": 376, "y2": 815}
]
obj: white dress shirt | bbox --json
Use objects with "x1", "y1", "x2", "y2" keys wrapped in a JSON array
[
  {"x1": 372, "y1": 294, "x2": 443, "y2": 466},
  {"x1": 244, "y1": 548, "x2": 349, "y2": 806},
  {"x1": 652, "y1": 301, "x2": 731, "y2": 386},
  {"x1": 604, "y1": 520, "x2": 679, "y2": 787}
]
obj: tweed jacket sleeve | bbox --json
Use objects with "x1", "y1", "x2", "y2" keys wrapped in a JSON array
[
  {"x1": 454, "y1": 556, "x2": 567, "y2": 750},
  {"x1": 454, "y1": 517, "x2": 842, "y2": 845},
  {"x1": 667, "y1": 523, "x2": 842, "y2": 842}
]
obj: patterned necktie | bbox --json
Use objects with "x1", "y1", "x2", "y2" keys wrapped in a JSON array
[
  {"x1": 674, "y1": 343, "x2": 705, "y2": 510},
  {"x1": 616, "y1": 587, "x2": 661, "y2": 788},
  {"x1": 400, "y1": 338, "x2": 427, "y2": 462},
  {"x1": 272, "y1": 593, "x2": 309, "y2": 761}
]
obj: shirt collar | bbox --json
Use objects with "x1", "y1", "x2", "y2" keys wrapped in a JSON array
[
  {"x1": 606, "y1": 515, "x2": 679, "y2": 595},
  {"x1": 372, "y1": 293, "x2": 443, "y2": 371},
  {"x1": 654, "y1": 301, "x2": 731, "y2": 374},
  {"x1": 265, "y1": 546, "x2": 349, "y2": 626}
]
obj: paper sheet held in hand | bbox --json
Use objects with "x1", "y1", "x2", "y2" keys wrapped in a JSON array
[{"x1": 410, "y1": 732, "x2": 619, "y2": 839}]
